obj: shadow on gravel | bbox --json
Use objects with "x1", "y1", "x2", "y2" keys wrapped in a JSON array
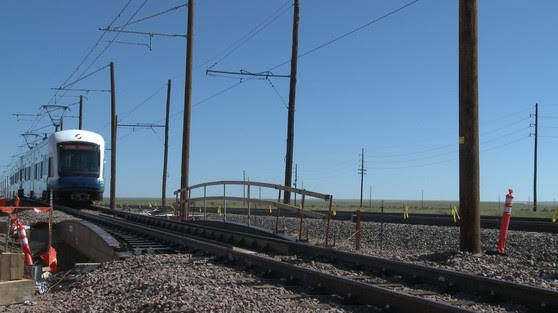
[{"x1": 416, "y1": 250, "x2": 461, "y2": 265}]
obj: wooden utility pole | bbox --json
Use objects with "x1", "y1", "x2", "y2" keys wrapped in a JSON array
[
  {"x1": 162, "y1": 80, "x2": 171, "y2": 206},
  {"x1": 110, "y1": 62, "x2": 117, "y2": 210},
  {"x1": 533, "y1": 103, "x2": 538, "y2": 212},
  {"x1": 359, "y1": 148, "x2": 365, "y2": 208},
  {"x1": 79, "y1": 95, "x2": 83, "y2": 130},
  {"x1": 459, "y1": 0, "x2": 481, "y2": 254},
  {"x1": 180, "y1": 0, "x2": 194, "y2": 220},
  {"x1": 283, "y1": 0, "x2": 299, "y2": 204}
]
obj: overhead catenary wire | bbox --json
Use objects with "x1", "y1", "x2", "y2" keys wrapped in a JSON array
[
  {"x1": 203, "y1": 0, "x2": 294, "y2": 70},
  {"x1": 268, "y1": 0, "x2": 421, "y2": 72},
  {"x1": 164, "y1": 0, "x2": 422, "y2": 123},
  {"x1": 112, "y1": 3, "x2": 187, "y2": 30},
  {"x1": 22, "y1": 0, "x2": 134, "y2": 135},
  {"x1": 56, "y1": 64, "x2": 110, "y2": 91}
]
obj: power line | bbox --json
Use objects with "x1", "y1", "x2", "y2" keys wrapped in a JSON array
[
  {"x1": 203, "y1": 0, "x2": 293, "y2": 70},
  {"x1": 55, "y1": 64, "x2": 110, "y2": 90},
  {"x1": 268, "y1": 0, "x2": 421, "y2": 71},
  {"x1": 48, "y1": 0, "x2": 134, "y2": 105},
  {"x1": 112, "y1": 3, "x2": 187, "y2": 30},
  {"x1": 23, "y1": 0, "x2": 134, "y2": 135}
]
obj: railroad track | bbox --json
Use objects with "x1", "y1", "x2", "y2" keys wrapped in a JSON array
[
  {"x1": 185, "y1": 206, "x2": 558, "y2": 233},
  {"x1": 59, "y1": 205, "x2": 557, "y2": 312}
]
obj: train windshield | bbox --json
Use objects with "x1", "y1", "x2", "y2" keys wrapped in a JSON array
[{"x1": 58, "y1": 143, "x2": 100, "y2": 177}]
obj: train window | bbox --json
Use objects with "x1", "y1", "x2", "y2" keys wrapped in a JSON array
[
  {"x1": 48, "y1": 158, "x2": 52, "y2": 177},
  {"x1": 58, "y1": 144, "x2": 100, "y2": 177}
]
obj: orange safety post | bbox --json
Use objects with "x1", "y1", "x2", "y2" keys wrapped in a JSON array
[
  {"x1": 497, "y1": 188, "x2": 514, "y2": 254},
  {"x1": 14, "y1": 195, "x2": 20, "y2": 207},
  {"x1": 17, "y1": 221, "x2": 33, "y2": 265}
]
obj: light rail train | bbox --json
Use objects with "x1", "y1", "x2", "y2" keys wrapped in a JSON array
[{"x1": 2, "y1": 129, "x2": 105, "y2": 203}]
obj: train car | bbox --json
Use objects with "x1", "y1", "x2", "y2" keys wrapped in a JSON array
[{"x1": 3, "y1": 129, "x2": 105, "y2": 203}]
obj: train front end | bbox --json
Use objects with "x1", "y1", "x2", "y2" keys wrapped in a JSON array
[{"x1": 48, "y1": 130, "x2": 105, "y2": 202}]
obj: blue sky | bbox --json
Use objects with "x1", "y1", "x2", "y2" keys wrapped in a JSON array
[{"x1": 1, "y1": 0, "x2": 557, "y2": 202}]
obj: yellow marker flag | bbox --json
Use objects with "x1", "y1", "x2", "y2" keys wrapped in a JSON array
[
  {"x1": 268, "y1": 205, "x2": 272, "y2": 214},
  {"x1": 332, "y1": 204, "x2": 337, "y2": 216},
  {"x1": 451, "y1": 205, "x2": 460, "y2": 223},
  {"x1": 217, "y1": 206, "x2": 222, "y2": 216},
  {"x1": 403, "y1": 203, "x2": 409, "y2": 220},
  {"x1": 552, "y1": 209, "x2": 557, "y2": 223}
]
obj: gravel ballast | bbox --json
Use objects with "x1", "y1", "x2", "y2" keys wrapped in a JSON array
[
  {"x1": 216, "y1": 212, "x2": 558, "y2": 291},
  {"x1": 0, "y1": 254, "x2": 364, "y2": 313}
]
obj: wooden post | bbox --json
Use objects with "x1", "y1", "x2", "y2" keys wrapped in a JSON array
[
  {"x1": 298, "y1": 192, "x2": 305, "y2": 241},
  {"x1": 247, "y1": 181, "x2": 251, "y2": 226},
  {"x1": 203, "y1": 185, "x2": 207, "y2": 220},
  {"x1": 223, "y1": 184, "x2": 227, "y2": 222},
  {"x1": 459, "y1": 0, "x2": 481, "y2": 254},
  {"x1": 355, "y1": 209, "x2": 361, "y2": 251},
  {"x1": 275, "y1": 190, "x2": 282, "y2": 233},
  {"x1": 48, "y1": 191, "x2": 53, "y2": 249},
  {"x1": 325, "y1": 196, "x2": 333, "y2": 246}
]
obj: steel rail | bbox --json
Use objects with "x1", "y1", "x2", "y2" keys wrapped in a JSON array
[
  {"x1": 59, "y1": 205, "x2": 473, "y2": 313},
  {"x1": 88, "y1": 205, "x2": 557, "y2": 312},
  {"x1": 186, "y1": 206, "x2": 558, "y2": 233}
]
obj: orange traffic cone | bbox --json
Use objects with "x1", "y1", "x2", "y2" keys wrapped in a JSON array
[
  {"x1": 17, "y1": 221, "x2": 33, "y2": 265},
  {"x1": 497, "y1": 189, "x2": 514, "y2": 254}
]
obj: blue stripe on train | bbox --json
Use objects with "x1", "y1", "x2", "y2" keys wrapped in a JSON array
[{"x1": 49, "y1": 176, "x2": 105, "y2": 192}]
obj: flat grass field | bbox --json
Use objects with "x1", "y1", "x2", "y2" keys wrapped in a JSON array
[{"x1": 100, "y1": 198, "x2": 558, "y2": 219}]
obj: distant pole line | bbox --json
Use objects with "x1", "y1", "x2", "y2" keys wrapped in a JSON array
[
  {"x1": 283, "y1": 0, "x2": 299, "y2": 205},
  {"x1": 359, "y1": 148, "x2": 366, "y2": 209},
  {"x1": 533, "y1": 103, "x2": 538, "y2": 212},
  {"x1": 458, "y1": 0, "x2": 481, "y2": 254}
]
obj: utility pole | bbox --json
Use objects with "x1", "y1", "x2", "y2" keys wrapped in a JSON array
[
  {"x1": 459, "y1": 0, "x2": 481, "y2": 254},
  {"x1": 532, "y1": 103, "x2": 538, "y2": 212},
  {"x1": 180, "y1": 0, "x2": 194, "y2": 220},
  {"x1": 162, "y1": 80, "x2": 172, "y2": 206},
  {"x1": 243, "y1": 170, "x2": 246, "y2": 205},
  {"x1": 79, "y1": 95, "x2": 83, "y2": 130},
  {"x1": 294, "y1": 163, "x2": 298, "y2": 205},
  {"x1": 421, "y1": 189, "x2": 424, "y2": 209},
  {"x1": 358, "y1": 148, "x2": 366, "y2": 209},
  {"x1": 283, "y1": 0, "x2": 299, "y2": 204},
  {"x1": 110, "y1": 62, "x2": 117, "y2": 210}
]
